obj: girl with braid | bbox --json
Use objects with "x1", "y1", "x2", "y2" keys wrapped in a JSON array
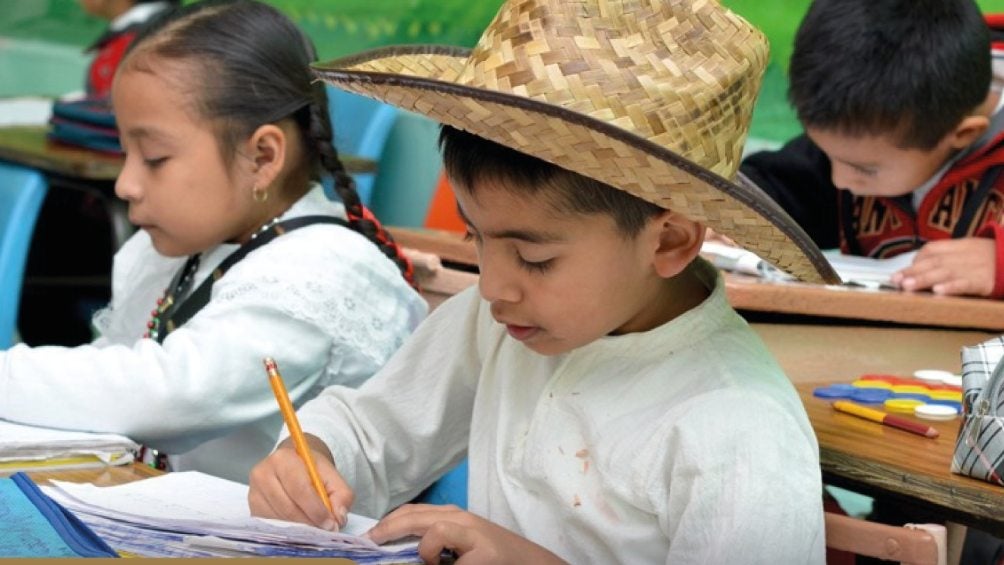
[{"x1": 0, "y1": 0, "x2": 426, "y2": 484}]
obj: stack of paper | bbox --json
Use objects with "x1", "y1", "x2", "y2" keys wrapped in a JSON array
[
  {"x1": 42, "y1": 471, "x2": 422, "y2": 561},
  {"x1": 0, "y1": 420, "x2": 138, "y2": 472}
]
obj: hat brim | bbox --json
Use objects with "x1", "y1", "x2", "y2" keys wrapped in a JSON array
[{"x1": 314, "y1": 46, "x2": 839, "y2": 284}]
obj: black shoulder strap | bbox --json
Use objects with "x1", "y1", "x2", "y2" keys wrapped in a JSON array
[
  {"x1": 952, "y1": 165, "x2": 1003, "y2": 238},
  {"x1": 155, "y1": 215, "x2": 349, "y2": 343}
]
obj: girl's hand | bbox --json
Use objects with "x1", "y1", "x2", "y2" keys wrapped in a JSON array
[
  {"x1": 366, "y1": 503, "x2": 567, "y2": 565},
  {"x1": 890, "y1": 237, "x2": 996, "y2": 297},
  {"x1": 247, "y1": 435, "x2": 353, "y2": 531}
]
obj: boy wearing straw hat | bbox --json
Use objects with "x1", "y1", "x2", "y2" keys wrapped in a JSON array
[{"x1": 249, "y1": 0, "x2": 835, "y2": 562}]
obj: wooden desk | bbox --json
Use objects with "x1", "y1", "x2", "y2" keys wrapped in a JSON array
[
  {"x1": 1, "y1": 125, "x2": 378, "y2": 251},
  {"x1": 751, "y1": 322, "x2": 997, "y2": 553},
  {"x1": 754, "y1": 323, "x2": 994, "y2": 384},
  {"x1": 797, "y1": 381, "x2": 1004, "y2": 536},
  {"x1": 728, "y1": 274, "x2": 1004, "y2": 332},
  {"x1": 0, "y1": 125, "x2": 123, "y2": 181},
  {"x1": 388, "y1": 226, "x2": 1004, "y2": 332},
  {"x1": 0, "y1": 125, "x2": 378, "y2": 180}
]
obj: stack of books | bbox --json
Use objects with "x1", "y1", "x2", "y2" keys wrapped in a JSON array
[{"x1": 0, "y1": 419, "x2": 138, "y2": 472}]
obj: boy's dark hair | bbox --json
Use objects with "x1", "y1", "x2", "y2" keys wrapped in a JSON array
[
  {"x1": 788, "y1": 0, "x2": 991, "y2": 150},
  {"x1": 439, "y1": 126, "x2": 663, "y2": 236},
  {"x1": 122, "y1": 0, "x2": 413, "y2": 283}
]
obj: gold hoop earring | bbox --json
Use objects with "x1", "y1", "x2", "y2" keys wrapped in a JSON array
[{"x1": 252, "y1": 187, "x2": 269, "y2": 203}]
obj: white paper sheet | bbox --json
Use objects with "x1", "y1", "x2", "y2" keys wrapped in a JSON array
[
  {"x1": 0, "y1": 419, "x2": 138, "y2": 469},
  {"x1": 821, "y1": 249, "x2": 917, "y2": 288},
  {"x1": 0, "y1": 97, "x2": 52, "y2": 126},
  {"x1": 43, "y1": 471, "x2": 420, "y2": 561}
]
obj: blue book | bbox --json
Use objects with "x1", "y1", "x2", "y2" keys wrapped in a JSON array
[
  {"x1": 50, "y1": 98, "x2": 117, "y2": 129},
  {"x1": 0, "y1": 472, "x2": 118, "y2": 557}
]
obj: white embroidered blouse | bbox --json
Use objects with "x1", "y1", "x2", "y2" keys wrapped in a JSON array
[{"x1": 0, "y1": 185, "x2": 427, "y2": 482}]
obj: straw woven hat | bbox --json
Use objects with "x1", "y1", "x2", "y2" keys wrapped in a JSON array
[{"x1": 313, "y1": 0, "x2": 839, "y2": 283}]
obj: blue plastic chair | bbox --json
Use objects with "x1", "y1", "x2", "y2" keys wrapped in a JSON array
[
  {"x1": 0, "y1": 162, "x2": 48, "y2": 349},
  {"x1": 414, "y1": 458, "x2": 469, "y2": 509},
  {"x1": 326, "y1": 86, "x2": 399, "y2": 207},
  {"x1": 368, "y1": 111, "x2": 443, "y2": 227}
]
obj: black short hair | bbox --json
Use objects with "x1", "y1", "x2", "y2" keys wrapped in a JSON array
[
  {"x1": 788, "y1": 0, "x2": 991, "y2": 149},
  {"x1": 439, "y1": 126, "x2": 664, "y2": 237}
]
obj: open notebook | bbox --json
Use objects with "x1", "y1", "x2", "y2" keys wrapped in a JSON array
[
  {"x1": 0, "y1": 419, "x2": 138, "y2": 472},
  {"x1": 701, "y1": 242, "x2": 918, "y2": 290},
  {"x1": 42, "y1": 471, "x2": 421, "y2": 561}
]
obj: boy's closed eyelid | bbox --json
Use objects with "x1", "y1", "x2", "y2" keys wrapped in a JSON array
[{"x1": 518, "y1": 256, "x2": 555, "y2": 273}]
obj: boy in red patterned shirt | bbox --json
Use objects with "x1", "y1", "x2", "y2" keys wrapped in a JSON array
[{"x1": 742, "y1": 0, "x2": 1004, "y2": 298}]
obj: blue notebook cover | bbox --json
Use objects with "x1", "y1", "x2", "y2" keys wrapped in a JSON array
[
  {"x1": 0, "y1": 472, "x2": 118, "y2": 557},
  {"x1": 50, "y1": 98, "x2": 117, "y2": 129}
]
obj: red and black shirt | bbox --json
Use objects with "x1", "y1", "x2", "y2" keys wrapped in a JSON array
[{"x1": 741, "y1": 15, "x2": 1004, "y2": 297}]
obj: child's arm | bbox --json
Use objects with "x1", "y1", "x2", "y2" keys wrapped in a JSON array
[
  {"x1": 658, "y1": 389, "x2": 824, "y2": 563},
  {"x1": 249, "y1": 434, "x2": 352, "y2": 531},
  {"x1": 269, "y1": 287, "x2": 487, "y2": 519},
  {"x1": 0, "y1": 229, "x2": 423, "y2": 453},
  {"x1": 366, "y1": 504, "x2": 567, "y2": 565},
  {"x1": 890, "y1": 231, "x2": 1001, "y2": 298}
]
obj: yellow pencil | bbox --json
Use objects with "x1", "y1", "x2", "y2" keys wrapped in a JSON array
[
  {"x1": 833, "y1": 400, "x2": 939, "y2": 438},
  {"x1": 263, "y1": 357, "x2": 334, "y2": 515}
]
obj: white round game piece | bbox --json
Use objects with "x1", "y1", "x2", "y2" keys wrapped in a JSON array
[
  {"x1": 915, "y1": 404, "x2": 958, "y2": 421},
  {"x1": 913, "y1": 369, "x2": 954, "y2": 383}
]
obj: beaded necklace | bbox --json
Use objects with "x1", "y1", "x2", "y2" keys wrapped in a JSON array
[
  {"x1": 144, "y1": 254, "x2": 201, "y2": 340},
  {"x1": 142, "y1": 217, "x2": 283, "y2": 340}
]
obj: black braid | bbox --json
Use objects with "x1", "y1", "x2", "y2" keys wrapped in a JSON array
[{"x1": 306, "y1": 87, "x2": 415, "y2": 286}]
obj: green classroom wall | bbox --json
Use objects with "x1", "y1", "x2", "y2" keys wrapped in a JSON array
[
  {"x1": 3, "y1": 0, "x2": 1001, "y2": 133},
  {"x1": 1, "y1": 0, "x2": 1002, "y2": 223}
]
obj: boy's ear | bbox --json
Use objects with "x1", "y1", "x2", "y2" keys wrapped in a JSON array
[
  {"x1": 247, "y1": 123, "x2": 287, "y2": 188},
  {"x1": 947, "y1": 114, "x2": 990, "y2": 150},
  {"x1": 650, "y1": 211, "x2": 705, "y2": 278}
]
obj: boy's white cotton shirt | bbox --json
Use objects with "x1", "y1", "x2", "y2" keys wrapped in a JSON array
[
  {"x1": 0, "y1": 185, "x2": 427, "y2": 483},
  {"x1": 293, "y1": 259, "x2": 825, "y2": 564}
]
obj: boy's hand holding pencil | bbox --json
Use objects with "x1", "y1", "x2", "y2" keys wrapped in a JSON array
[{"x1": 249, "y1": 358, "x2": 354, "y2": 531}]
